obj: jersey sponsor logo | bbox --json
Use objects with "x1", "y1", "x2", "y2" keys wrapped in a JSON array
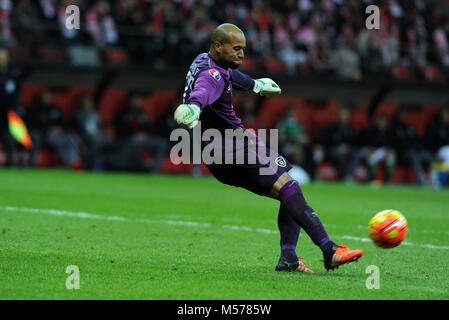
[
  {"x1": 275, "y1": 156, "x2": 287, "y2": 168},
  {"x1": 209, "y1": 69, "x2": 221, "y2": 81}
]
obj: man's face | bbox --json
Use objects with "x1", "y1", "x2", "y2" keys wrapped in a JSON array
[{"x1": 215, "y1": 32, "x2": 246, "y2": 69}]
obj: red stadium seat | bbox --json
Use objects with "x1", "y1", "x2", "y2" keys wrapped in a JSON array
[
  {"x1": 28, "y1": 86, "x2": 95, "y2": 117},
  {"x1": 98, "y1": 88, "x2": 129, "y2": 124},
  {"x1": 141, "y1": 90, "x2": 177, "y2": 124},
  {"x1": 264, "y1": 57, "x2": 285, "y2": 73},
  {"x1": 37, "y1": 45, "x2": 66, "y2": 63},
  {"x1": 104, "y1": 47, "x2": 129, "y2": 65},
  {"x1": 424, "y1": 66, "x2": 444, "y2": 82},
  {"x1": 309, "y1": 100, "x2": 340, "y2": 132},
  {"x1": 392, "y1": 65, "x2": 412, "y2": 80},
  {"x1": 317, "y1": 162, "x2": 339, "y2": 181},
  {"x1": 404, "y1": 108, "x2": 426, "y2": 136},
  {"x1": 240, "y1": 56, "x2": 257, "y2": 72},
  {"x1": 421, "y1": 104, "x2": 442, "y2": 130},
  {"x1": 50, "y1": 91, "x2": 71, "y2": 115},
  {"x1": 390, "y1": 165, "x2": 417, "y2": 184},
  {"x1": 258, "y1": 96, "x2": 305, "y2": 129},
  {"x1": 350, "y1": 103, "x2": 369, "y2": 132},
  {"x1": 20, "y1": 83, "x2": 44, "y2": 108},
  {"x1": 376, "y1": 102, "x2": 398, "y2": 120},
  {"x1": 35, "y1": 147, "x2": 63, "y2": 168}
]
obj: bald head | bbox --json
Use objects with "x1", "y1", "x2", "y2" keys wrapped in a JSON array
[
  {"x1": 211, "y1": 23, "x2": 244, "y2": 44},
  {"x1": 209, "y1": 24, "x2": 246, "y2": 69}
]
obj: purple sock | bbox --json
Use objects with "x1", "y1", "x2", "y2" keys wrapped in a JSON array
[
  {"x1": 278, "y1": 204, "x2": 301, "y2": 263},
  {"x1": 278, "y1": 180, "x2": 336, "y2": 257}
]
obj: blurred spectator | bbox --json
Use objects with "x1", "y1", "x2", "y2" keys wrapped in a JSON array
[
  {"x1": 349, "y1": 113, "x2": 396, "y2": 183},
  {"x1": 318, "y1": 107, "x2": 357, "y2": 180},
  {"x1": 26, "y1": 89, "x2": 82, "y2": 169},
  {"x1": 277, "y1": 104, "x2": 314, "y2": 177},
  {"x1": 86, "y1": 0, "x2": 119, "y2": 47},
  {"x1": 0, "y1": 47, "x2": 20, "y2": 166},
  {"x1": 73, "y1": 94, "x2": 116, "y2": 170},
  {"x1": 0, "y1": 0, "x2": 13, "y2": 45},
  {"x1": 272, "y1": 11, "x2": 307, "y2": 75},
  {"x1": 11, "y1": 0, "x2": 42, "y2": 44},
  {"x1": 309, "y1": 30, "x2": 334, "y2": 74},
  {"x1": 390, "y1": 108, "x2": 434, "y2": 185},
  {"x1": 432, "y1": 20, "x2": 449, "y2": 68},
  {"x1": 424, "y1": 107, "x2": 449, "y2": 154},
  {"x1": 334, "y1": 37, "x2": 362, "y2": 81},
  {"x1": 1, "y1": 0, "x2": 449, "y2": 83},
  {"x1": 425, "y1": 107, "x2": 449, "y2": 188},
  {"x1": 39, "y1": 0, "x2": 58, "y2": 19},
  {"x1": 113, "y1": 93, "x2": 168, "y2": 172}
]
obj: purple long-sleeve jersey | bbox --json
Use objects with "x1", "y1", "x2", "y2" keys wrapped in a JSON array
[{"x1": 183, "y1": 53, "x2": 255, "y2": 130}]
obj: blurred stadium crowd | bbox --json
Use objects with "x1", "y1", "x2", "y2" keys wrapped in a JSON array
[
  {"x1": 1, "y1": 0, "x2": 449, "y2": 81},
  {"x1": 1, "y1": 0, "x2": 449, "y2": 187}
]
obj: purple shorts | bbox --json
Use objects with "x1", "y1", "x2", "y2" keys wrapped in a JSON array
[
  {"x1": 200, "y1": 123, "x2": 292, "y2": 195},
  {"x1": 205, "y1": 148, "x2": 292, "y2": 196}
]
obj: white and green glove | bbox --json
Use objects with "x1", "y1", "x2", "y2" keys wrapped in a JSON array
[
  {"x1": 174, "y1": 103, "x2": 201, "y2": 129},
  {"x1": 252, "y1": 78, "x2": 281, "y2": 97}
]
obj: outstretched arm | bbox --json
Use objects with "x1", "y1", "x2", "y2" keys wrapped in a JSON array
[
  {"x1": 230, "y1": 69, "x2": 282, "y2": 96},
  {"x1": 230, "y1": 69, "x2": 255, "y2": 91}
]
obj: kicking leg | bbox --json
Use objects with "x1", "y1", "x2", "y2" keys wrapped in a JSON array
[{"x1": 271, "y1": 172, "x2": 363, "y2": 270}]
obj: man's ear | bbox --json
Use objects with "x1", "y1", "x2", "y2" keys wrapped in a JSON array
[{"x1": 212, "y1": 41, "x2": 222, "y2": 54}]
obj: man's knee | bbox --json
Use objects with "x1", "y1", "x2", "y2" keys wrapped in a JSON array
[{"x1": 269, "y1": 171, "x2": 294, "y2": 200}]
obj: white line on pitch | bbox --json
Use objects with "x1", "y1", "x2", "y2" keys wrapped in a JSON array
[{"x1": 2, "y1": 206, "x2": 449, "y2": 250}]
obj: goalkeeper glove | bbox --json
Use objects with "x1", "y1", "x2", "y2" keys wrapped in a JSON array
[
  {"x1": 252, "y1": 78, "x2": 281, "y2": 96},
  {"x1": 174, "y1": 103, "x2": 201, "y2": 129}
]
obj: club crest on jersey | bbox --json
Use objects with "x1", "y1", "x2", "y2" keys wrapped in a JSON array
[
  {"x1": 209, "y1": 69, "x2": 221, "y2": 81},
  {"x1": 275, "y1": 156, "x2": 287, "y2": 168}
]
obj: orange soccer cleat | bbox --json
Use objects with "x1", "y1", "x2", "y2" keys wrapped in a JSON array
[{"x1": 324, "y1": 242, "x2": 363, "y2": 271}]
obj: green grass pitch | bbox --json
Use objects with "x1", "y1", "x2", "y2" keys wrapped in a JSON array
[{"x1": 1, "y1": 168, "x2": 448, "y2": 300}]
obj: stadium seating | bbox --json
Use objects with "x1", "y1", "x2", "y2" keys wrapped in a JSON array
[
  {"x1": 98, "y1": 88, "x2": 129, "y2": 137},
  {"x1": 37, "y1": 45, "x2": 66, "y2": 64},
  {"x1": 350, "y1": 103, "x2": 370, "y2": 132},
  {"x1": 98, "y1": 88, "x2": 129, "y2": 123},
  {"x1": 141, "y1": 90, "x2": 178, "y2": 124},
  {"x1": 49, "y1": 86, "x2": 95, "y2": 116},
  {"x1": 263, "y1": 57, "x2": 285, "y2": 73},
  {"x1": 258, "y1": 96, "x2": 305, "y2": 129},
  {"x1": 104, "y1": 47, "x2": 129, "y2": 65},
  {"x1": 20, "y1": 83, "x2": 44, "y2": 109},
  {"x1": 240, "y1": 56, "x2": 257, "y2": 72},
  {"x1": 307, "y1": 99, "x2": 340, "y2": 135}
]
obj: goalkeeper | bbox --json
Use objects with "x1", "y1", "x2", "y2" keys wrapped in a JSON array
[{"x1": 174, "y1": 23, "x2": 363, "y2": 272}]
